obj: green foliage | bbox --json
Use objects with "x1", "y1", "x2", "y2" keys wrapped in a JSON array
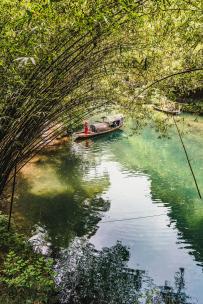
[
  {"x1": 0, "y1": 212, "x2": 26, "y2": 253},
  {"x1": 1, "y1": 251, "x2": 55, "y2": 303},
  {"x1": 0, "y1": 213, "x2": 56, "y2": 304},
  {"x1": 181, "y1": 102, "x2": 203, "y2": 115},
  {"x1": 0, "y1": 0, "x2": 202, "y2": 196}
]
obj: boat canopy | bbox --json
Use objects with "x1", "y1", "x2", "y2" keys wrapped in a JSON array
[
  {"x1": 90, "y1": 122, "x2": 109, "y2": 132},
  {"x1": 104, "y1": 114, "x2": 124, "y2": 124}
]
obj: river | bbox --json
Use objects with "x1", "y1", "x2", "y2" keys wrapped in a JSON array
[{"x1": 14, "y1": 114, "x2": 203, "y2": 303}]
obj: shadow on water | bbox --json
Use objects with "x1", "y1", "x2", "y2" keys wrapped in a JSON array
[{"x1": 14, "y1": 143, "x2": 111, "y2": 248}]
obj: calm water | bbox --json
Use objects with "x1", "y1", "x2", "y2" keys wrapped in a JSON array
[{"x1": 15, "y1": 114, "x2": 203, "y2": 303}]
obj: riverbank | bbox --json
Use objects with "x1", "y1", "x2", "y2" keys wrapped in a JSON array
[{"x1": 180, "y1": 102, "x2": 203, "y2": 115}]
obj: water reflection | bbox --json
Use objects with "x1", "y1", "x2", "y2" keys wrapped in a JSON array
[
  {"x1": 56, "y1": 240, "x2": 194, "y2": 304},
  {"x1": 15, "y1": 144, "x2": 110, "y2": 247},
  {"x1": 14, "y1": 115, "x2": 203, "y2": 302},
  {"x1": 56, "y1": 240, "x2": 143, "y2": 304},
  {"x1": 106, "y1": 119, "x2": 203, "y2": 266}
]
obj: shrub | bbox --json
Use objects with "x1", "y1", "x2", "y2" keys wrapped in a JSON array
[{"x1": 0, "y1": 212, "x2": 56, "y2": 304}]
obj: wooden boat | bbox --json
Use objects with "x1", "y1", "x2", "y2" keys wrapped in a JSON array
[
  {"x1": 153, "y1": 105, "x2": 181, "y2": 115},
  {"x1": 73, "y1": 114, "x2": 124, "y2": 140}
]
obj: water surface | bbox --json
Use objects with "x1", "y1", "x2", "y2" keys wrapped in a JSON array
[{"x1": 15, "y1": 114, "x2": 203, "y2": 302}]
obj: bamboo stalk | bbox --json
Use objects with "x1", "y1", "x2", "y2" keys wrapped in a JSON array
[
  {"x1": 7, "y1": 161, "x2": 17, "y2": 231},
  {"x1": 173, "y1": 116, "x2": 202, "y2": 199}
]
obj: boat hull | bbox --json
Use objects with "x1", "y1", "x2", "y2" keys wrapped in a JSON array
[
  {"x1": 153, "y1": 106, "x2": 181, "y2": 115},
  {"x1": 74, "y1": 124, "x2": 123, "y2": 140}
]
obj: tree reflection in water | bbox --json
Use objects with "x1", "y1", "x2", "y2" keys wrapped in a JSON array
[
  {"x1": 15, "y1": 144, "x2": 111, "y2": 248},
  {"x1": 56, "y1": 240, "x2": 194, "y2": 304}
]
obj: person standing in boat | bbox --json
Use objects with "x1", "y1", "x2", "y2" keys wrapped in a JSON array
[{"x1": 84, "y1": 121, "x2": 89, "y2": 134}]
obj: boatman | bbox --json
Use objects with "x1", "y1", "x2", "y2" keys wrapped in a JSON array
[{"x1": 84, "y1": 121, "x2": 89, "y2": 134}]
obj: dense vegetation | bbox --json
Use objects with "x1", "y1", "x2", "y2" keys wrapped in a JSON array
[
  {"x1": 0, "y1": 1, "x2": 202, "y2": 303},
  {"x1": 0, "y1": 213, "x2": 56, "y2": 304},
  {"x1": 0, "y1": 0, "x2": 202, "y2": 196}
]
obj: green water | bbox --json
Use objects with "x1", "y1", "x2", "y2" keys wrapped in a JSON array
[{"x1": 14, "y1": 114, "x2": 203, "y2": 302}]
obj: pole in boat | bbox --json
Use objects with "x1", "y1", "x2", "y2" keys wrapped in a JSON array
[
  {"x1": 8, "y1": 162, "x2": 17, "y2": 231},
  {"x1": 172, "y1": 116, "x2": 202, "y2": 199}
]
